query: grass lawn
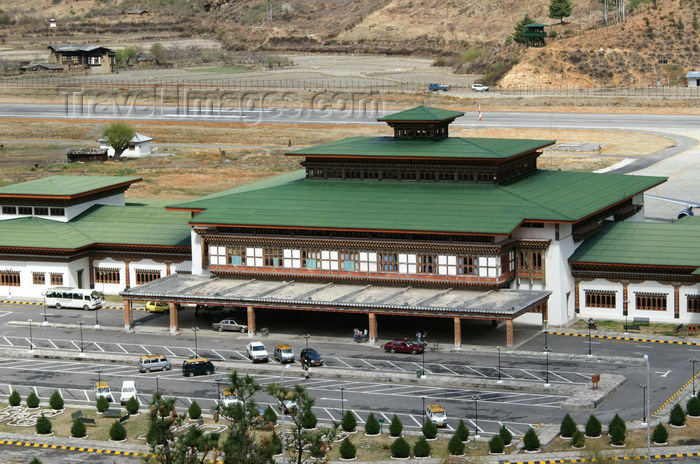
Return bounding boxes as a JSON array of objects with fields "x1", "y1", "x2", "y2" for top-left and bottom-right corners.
[{"x1": 570, "y1": 319, "x2": 688, "y2": 337}]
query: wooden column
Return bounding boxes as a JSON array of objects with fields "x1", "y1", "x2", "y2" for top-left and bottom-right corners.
[
  {"x1": 674, "y1": 284, "x2": 681, "y2": 319},
  {"x1": 453, "y1": 317, "x2": 461, "y2": 349},
  {"x1": 506, "y1": 319, "x2": 514, "y2": 351},
  {"x1": 168, "y1": 303, "x2": 179, "y2": 334},
  {"x1": 247, "y1": 306, "x2": 255, "y2": 338},
  {"x1": 368, "y1": 313, "x2": 377, "y2": 343},
  {"x1": 124, "y1": 261, "x2": 131, "y2": 288},
  {"x1": 123, "y1": 300, "x2": 133, "y2": 330}
]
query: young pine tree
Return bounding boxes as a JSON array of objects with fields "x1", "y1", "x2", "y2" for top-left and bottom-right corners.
[
  {"x1": 364, "y1": 413, "x2": 380, "y2": 435},
  {"x1": 341, "y1": 410, "x2": 357, "y2": 432},
  {"x1": 71, "y1": 419, "x2": 87, "y2": 438},
  {"x1": 455, "y1": 419, "x2": 470, "y2": 441},
  {"x1": 49, "y1": 390, "x2": 64, "y2": 410},
  {"x1": 389, "y1": 414, "x2": 403, "y2": 437},
  {"x1": 610, "y1": 423, "x2": 625, "y2": 445},
  {"x1": 448, "y1": 433, "x2": 465, "y2": 455},
  {"x1": 188, "y1": 401, "x2": 201, "y2": 420},
  {"x1": 523, "y1": 427, "x2": 540, "y2": 451},
  {"x1": 560, "y1": 413, "x2": 577, "y2": 438},
  {"x1": 8, "y1": 390, "x2": 20, "y2": 407},
  {"x1": 572, "y1": 429, "x2": 585, "y2": 448},
  {"x1": 413, "y1": 436, "x2": 431, "y2": 457},
  {"x1": 585, "y1": 414, "x2": 602, "y2": 437},
  {"x1": 422, "y1": 419, "x2": 438, "y2": 439},
  {"x1": 26, "y1": 391, "x2": 40, "y2": 408},
  {"x1": 670, "y1": 403, "x2": 687, "y2": 426},
  {"x1": 489, "y1": 434, "x2": 505, "y2": 453},
  {"x1": 390, "y1": 436, "x2": 411, "y2": 458},
  {"x1": 110, "y1": 420, "x2": 127, "y2": 441},
  {"x1": 126, "y1": 396, "x2": 140, "y2": 415},
  {"x1": 499, "y1": 424, "x2": 513, "y2": 446},
  {"x1": 652, "y1": 423, "x2": 669, "y2": 444},
  {"x1": 687, "y1": 396, "x2": 700, "y2": 417},
  {"x1": 339, "y1": 437, "x2": 357, "y2": 459},
  {"x1": 35, "y1": 414, "x2": 52, "y2": 435},
  {"x1": 96, "y1": 396, "x2": 109, "y2": 413}
]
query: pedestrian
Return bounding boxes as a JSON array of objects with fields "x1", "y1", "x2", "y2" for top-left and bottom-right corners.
[
  {"x1": 353, "y1": 328, "x2": 360, "y2": 342},
  {"x1": 416, "y1": 330, "x2": 422, "y2": 345},
  {"x1": 303, "y1": 362, "x2": 310, "y2": 380},
  {"x1": 422, "y1": 331, "x2": 428, "y2": 344}
]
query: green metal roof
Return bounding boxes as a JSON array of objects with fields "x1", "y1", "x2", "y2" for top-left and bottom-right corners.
[
  {"x1": 180, "y1": 170, "x2": 665, "y2": 235},
  {"x1": 288, "y1": 137, "x2": 555, "y2": 159},
  {"x1": 570, "y1": 217, "x2": 700, "y2": 270},
  {"x1": 377, "y1": 106, "x2": 465, "y2": 122},
  {"x1": 0, "y1": 175, "x2": 141, "y2": 198},
  {"x1": 0, "y1": 200, "x2": 191, "y2": 249}
]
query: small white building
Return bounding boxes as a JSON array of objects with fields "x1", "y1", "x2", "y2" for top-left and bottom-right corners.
[
  {"x1": 686, "y1": 71, "x2": 700, "y2": 87},
  {"x1": 98, "y1": 133, "x2": 153, "y2": 159}
]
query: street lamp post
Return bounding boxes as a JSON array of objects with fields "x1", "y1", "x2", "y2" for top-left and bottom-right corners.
[
  {"x1": 421, "y1": 346, "x2": 425, "y2": 378},
  {"x1": 215, "y1": 376, "x2": 223, "y2": 399},
  {"x1": 192, "y1": 326, "x2": 199, "y2": 357},
  {"x1": 544, "y1": 348, "x2": 551, "y2": 386},
  {"x1": 339, "y1": 386, "x2": 346, "y2": 416},
  {"x1": 644, "y1": 354, "x2": 650, "y2": 464},
  {"x1": 472, "y1": 395, "x2": 481, "y2": 438},
  {"x1": 543, "y1": 319, "x2": 548, "y2": 352},
  {"x1": 303, "y1": 333, "x2": 310, "y2": 350},
  {"x1": 96, "y1": 368, "x2": 103, "y2": 385},
  {"x1": 42, "y1": 294, "x2": 48, "y2": 325},
  {"x1": 94, "y1": 306, "x2": 99, "y2": 328},
  {"x1": 624, "y1": 300, "x2": 629, "y2": 335},
  {"x1": 281, "y1": 364, "x2": 291, "y2": 462},
  {"x1": 156, "y1": 374, "x2": 160, "y2": 395},
  {"x1": 78, "y1": 321, "x2": 84, "y2": 353},
  {"x1": 28, "y1": 319, "x2": 33, "y2": 351},
  {"x1": 497, "y1": 345, "x2": 502, "y2": 383},
  {"x1": 691, "y1": 358, "x2": 698, "y2": 395},
  {"x1": 587, "y1": 320, "x2": 593, "y2": 357},
  {"x1": 422, "y1": 395, "x2": 426, "y2": 423},
  {"x1": 639, "y1": 383, "x2": 647, "y2": 424}
]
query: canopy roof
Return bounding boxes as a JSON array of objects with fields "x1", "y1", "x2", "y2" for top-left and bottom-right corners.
[{"x1": 0, "y1": 175, "x2": 141, "y2": 199}]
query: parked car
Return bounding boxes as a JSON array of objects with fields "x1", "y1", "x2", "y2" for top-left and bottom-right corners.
[
  {"x1": 139, "y1": 355, "x2": 171, "y2": 373},
  {"x1": 426, "y1": 404, "x2": 447, "y2": 427},
  {"x1": 120, "y1": 380, "x2": 137, "y2": 405},
  {"x1": 300, "y1": 348, "x2": 323, "y2": 367},
  {"x1": 182, "y1": 358, "x2": 215, "y2": 377},
  {"x1": 429, "y1": 83, "x2": 450, "y2": 92},
  {"x1": 471, "y1": 83, "x2": 489, "y2": 92},
  {"x1": 219, "y1": 388, "x2": 242, "y2": 407},
  {"x1": 146, "y1": 301, "x2": 169, "y2": 313},
  {"x1": 246, "y1": 341, "x2": 269, "y2": 363},
  {"x1": 273, "y1": 344, "x2": 295, "y2": 363},
  {"x1": 212, "y1": 319, "x2": 248, "y2": 333},
  {"x1": 383, "y1": 339, "x2": 424, "y2": 354},
  {"x1": 94, "y1": 381, "x2": 114, "y2": 402}
]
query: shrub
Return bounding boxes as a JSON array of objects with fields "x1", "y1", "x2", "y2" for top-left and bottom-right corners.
[
  {"x1": 263, "y1": 405, "x2": 277, "y2": 424},
  {"x1": 572, "y1": 429, "x2": 585, "y2": 448},
  {"x1": 560, "y1": 413, "x2": 576, "y2": 437},
  {"x1": 339, "y1": 437, "x2": 356, "y2": 459},
  {"x1": 422, "y1": 419, "x2": 438, "y2": 439},
  {"x1": 188, "y1": 401, "x2": 201, "y2": 420},
  {"x1": 653, "y1": 423, "x2": 668, "y2": 444},
  {"x1": 35, "y1": 414, "x2": 52, "y2": 435},
  {"x1": 523, "y1": 427, "x2": 540, "y2": 451},
  {"x1": 365, "y1": 413, "x2": 380, "y2": 435},
  {"x1": 301, "y1": 409, "x2": 317, "y2": 429},
  {"x1": 96, "y1": 396, "x2": 109, "y2": 413},
  {"x1": 125, "y1": 396, "x2": 139, "y2": 415},
  {"x1": 71, "y1": 419, "x2": 87, "y2": 438},
  {"x1": 610, "y1": 423, "x2": 625, "y2": 445},
  {"x1": 8, "y1": 390, "x2": 20, "y2": 407},
  {"x1": 26, "y1": 391, "x2": 40, "y2": 408},
  {"x1": 389, "y1": 414, "x2": 403, "y2": 437},
  {"x1": 608, "y1": 413, "x2": 626, "y2": 435},
  {"x1": 489, "y1": 434, "x2": 505, "y2": 453},
  {"x1": 670, "y1": 403, "x2": 686, "y2": 426},
  {"x1": 390, "y1": 436, "x2": 411, "y2": 458},
  {"x1": 455, "y1": 419, "x2": 469, "y2": 441},
  {"x1": 110, "y1": 420, "x2": 127, "y2": 441},
  {"x1": 499, "y1": 424, "x2": 513, "y2": 446},
  {"x1": 413, "y1": 436, "x2": 431, "y2": 457},
  {"x1": 49, "y1": 390, "x2": 64, "y2": 410},
  {"x1": 309, "y1": 433, "x2": 326, "y2": 459},
  {"x1": 585, "y1": 414, "x2": 602, "y2": 437},
  {"x1": 29, "y1": 459, "x2": 42, "y2": 464},
  {"x1": 687, "y1": 396, "x2": 700, "y2": 417},
  {"x1": 448, "y1": 433, "x2": 465, "y2": 454},
  {"x1": 341, "y1": 410, "x2": 357, "y2": 432}
]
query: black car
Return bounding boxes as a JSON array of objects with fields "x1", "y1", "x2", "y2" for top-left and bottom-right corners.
[{"x1": 300, "y1": 348, "x2": 323, "y2": 367}]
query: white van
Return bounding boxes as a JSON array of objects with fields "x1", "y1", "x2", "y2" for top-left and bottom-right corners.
[{"x1": 120, "y1": 380, "x2": 137, "y2": 405}]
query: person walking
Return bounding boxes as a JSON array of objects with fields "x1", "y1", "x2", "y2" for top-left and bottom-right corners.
[{"x1": 303, "y1": 361, "x2": 310, "y2": 380}]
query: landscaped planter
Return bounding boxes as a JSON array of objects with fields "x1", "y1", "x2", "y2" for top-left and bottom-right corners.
[
  {"x1": 669, "y1": 424, "x2": 687, "y2": 429},
  {"x1": 488, "y1": 451, "x2": 505, "y2": 455},
  {"x1": 364, "y1": 432, "x2": 380, "y2": 437},
  {"x1": 34, "y1": 432, "x2": 54, "y2": 436},
  {"x1": 338, "y1": 457, "x2": 356, "y2": 461},
  {"x1": 70, "y1": 435, "x2": 89, "y2": 439},
  {"x1": 390, "y1": 456, "x2": 410, "y2": 460},
  {"x1": 611, "y1": 443, "x2": 626, "y2": 448},
  {"x1": 584, "y1": 434, "x2": 601, "y2": 439},
  {"x1": 109, "y1": 438, "x2": 128, "y2": 443},
  {"x1": 572, "y1": 444, "x2": 585, "y2": 449},
  {"x1": 523, "y1": 449, "x2": 541, "y2": 453},
  {"x1": 653, "y1": 442, "x2": 668, "y2": 446}
]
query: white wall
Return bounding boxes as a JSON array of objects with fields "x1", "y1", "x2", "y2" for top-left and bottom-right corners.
[
  {"x1": 0, "y1": 258, "x2": 87, "y2": 298},
  {"x1": 64, "y1": 192, "x2": 125, "y2": 221}
]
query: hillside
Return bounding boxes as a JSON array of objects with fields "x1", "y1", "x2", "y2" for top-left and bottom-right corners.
[{"x1": 0, "y1": 0, "x2": 696, "y2": 88}]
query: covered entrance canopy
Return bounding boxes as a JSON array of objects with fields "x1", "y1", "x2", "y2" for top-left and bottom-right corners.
[{"x1": 121, "y1": 274, "x2": 550, "y2": 349}]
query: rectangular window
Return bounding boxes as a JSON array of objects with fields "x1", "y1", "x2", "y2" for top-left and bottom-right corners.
[
  {"x1": 95, "y1": 268, "x2": 120, "y2": 284},
  {"x1": 378, "y1": 252, "x2": 398, "y2": 272},
  {"x1": 585, "y1": 290, "x2": 616, "y2": 308},
  {"x1": 0, "y1": 271, "x2": 20, "y2": 286},
  {"x1": 32, "y1": 272, "x2": 45, "y2": 285},
  {"x1": 2, "y1": 206, "x2": 16, "y2": 214},
  {"x1": 18, "y1": 207, "x2": 32, "y2": 215},
  {"x1": 518, "y1": 250, "x2": 543, "y2": 271},
  {"x1": 34, "y1": 207, "x2": 49, "y2": 216},
  {"x1": 457, "y1": 256, "x2": 478, "y2": 275},
  {"x1": 688, "y1": 295, "x2": 700, "y2": 313},
  {"x1": 635, "y1": 292, "x2": 667, "y2": 311},
  {"x1": 341, "y1": 252, "x2": 358, "y2": 271},
  {"x1": 50, "y1": 208, "x2": 65, "y2": 216},
  {"x1": 50, "y1": 273, "x2": 63, "y2": 286},
  {"x1": 417, "y1": 255, "x2": 438, "y2": 274},
  {"x1": 228, "y1": 247, "x2": 246, "y2": 266},
  {"x1": 135, "y1": 269, "x2": 161, "y2": 285},
  {"x1": 264, "y1": 249, "x2": 284, "y2": 267},
  {"x1": 302, "y1": 250, "x2": 321, "y2": 270}
]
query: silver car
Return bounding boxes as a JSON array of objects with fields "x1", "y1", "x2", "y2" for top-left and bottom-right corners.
[{"x1": 212, "y1": 319, "x2": 248, "y2": 333}]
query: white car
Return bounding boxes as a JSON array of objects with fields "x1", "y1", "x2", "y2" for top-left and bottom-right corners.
[
  {"x1": 219, "y1": 388, "x2": 242, "y2": 407},
  {"x1": 94, "y1": 382, "x2": 114, "y2": 403},
  {"x1": 120, "y1": 380, "x2": 137, "y2": 405},
  {"x1": 471, "y1": 83, "x2": 489, "y2": 92},
  {"x1": 246, "y1": 341, "x2": 269, "y2": 363}
]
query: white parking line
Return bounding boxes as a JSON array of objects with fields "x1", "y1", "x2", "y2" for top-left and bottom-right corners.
[
  {"x1": 94, "y1": 343, "x2": 106, "y2": 353},
  {"x1": 464, "y1": 366, "x2": 489, "y2": 378},
  {"x1": 333, "y1": 358, "x2": 353, "y2": 368},
  {"x1": 359, "y1": 359, "x2": 378, "y2": 369},
  {"x1": 140, "y1": 345, "x2": 151, "y2": 355},
  {"x1": 163, "y1": 346, "x2": 177, "y2": 357},
  {"x1": 48, "y1": 339, "x2": 58, "y2": 350},
  {"x1": 438, "y1": 364, "x2": 459, "y2": 375},
  {"x1": 211, "y1": 349, "x2": 226, "y2": 360},
  {"x1": 83, "y1": 390, "x2": 90, "y2": 401},
  {"x1": 70, "y1": 341, "x2": 81, "y2": 351},
  {"x1": 2, "y1": 337, "x2": 12, "y2": 347},
  {"x1": 385, "y1": 361, "x2": 406, "y2": 372},
  {"x1": 116, "y1": 343, "x2": 129, "y2": 354},
  {"x1": 0, "y1": 311, "x2": 12, "y2": 318}
]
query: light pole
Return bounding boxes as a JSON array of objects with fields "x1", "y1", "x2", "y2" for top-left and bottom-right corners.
[
  {"x1": 96, "y1": 367, "x2": 103, "y2": 385},
  {"x1": 421, "y1": 345, "x2": 425, "y2": 378},
  {"x1": 544, "y1": 348, "x2": 551, "y2": 386},
  {"x1": 281, "y1": 364, "x2": 291, "y2": 462},
  {"x1": 624, "y1": 300, "x2": 629, "y2": 334},
  {"x1": 42, "y1": 294, "x2": 48, "y2": 325},
  {"x1": 94, "y1": 305, "x2": 99, "y2": 328},
  {"x1": 639, "y1": 383, "x2": 647, "y2": 424},
  {"x1": 543, "y1": 319, "x2": 548, "y2": 352},
  {"x1": 303, "y1": 333, "x2": 310, "y2": 350},
  {"x1": 497, "y1": 345, "x2": 502, "y2": 383},
  {"x1": 78, "y1": 320, "x2": 84, "y2": 353},
  {"x1": 644, "y1": 354, "x2": 650, "y2": 464},
  {"x1": 339, "y1": 386, "x2": 346, "y2": 416},
  {"x1": 215, "y1": 376, "x2": 223, "y2": 399},
  {"x1": 28, "y1": 319, "x2": 33, "y2": 351},
  {"x1": 587, "y1": 320, "x2": 593, "y2": 357},
  {"x1": 156, "y1": 374, "x2": 160, "y2": 395},
  {"x1": 422, "y1": 395, "x2": 426, "y2": 423},
  {"x1": 472, "y1": 395, "x2": 481, "y2": 438},
  {"x1": 691, "y1": 358, "x2": 698, "y2": 395},
  {"x1": 192, "y1": 326, "x2": 199, "y2": 357}
]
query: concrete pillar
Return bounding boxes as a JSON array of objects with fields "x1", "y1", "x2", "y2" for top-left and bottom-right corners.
[
  {"x1": 123, "y1": 299, "x2": 132, "y2": 330},
  {"x1": 169, "y1": 303, "x2": 179, "y2": 334},
  {"x1": 247, "y1": 306, "x2": 255, "y2": 337},
  {"x1": 368, "y1": 313, "x2": 377, "y2": 343},
  {"x1": 453, "y1": 317, "x2": 461, "y2": 349},
  {"x1": 506, "y1": 319, "x2": 514, "y2": 351}
]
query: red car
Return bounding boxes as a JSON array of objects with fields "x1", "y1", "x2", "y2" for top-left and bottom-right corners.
[{"x1": 383, "y1": 339, "x2": 424, "y2": 354}]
